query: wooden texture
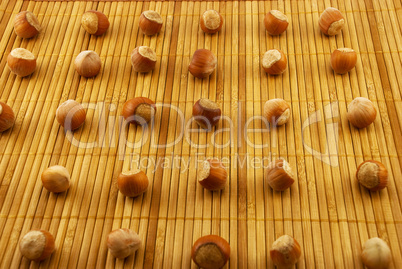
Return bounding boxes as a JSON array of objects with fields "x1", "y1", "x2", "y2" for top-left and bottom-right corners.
[{"x1": 0, "y1": 0, "x2": 402, "y2": 268}]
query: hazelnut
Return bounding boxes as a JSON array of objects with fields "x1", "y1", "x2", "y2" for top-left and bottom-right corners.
[
  {"x1": 361, "y1": 237, "x2": 391, "y2": 269},
  {"x1": 262, "y1": 49, "x2": 287, "y2": 75},
  {"x1": 107, "y1": 228, "x2": 141, "y2": 259},
  {"x1": 331, "y1": 48, "x2": 357, "y2": 74},
  {"x1": 131, "y1": 46, "x2": 157, "y2": 73},
  {"x1": 117, "y1": 169, "x2": 149, "y2": 197},
  {"x1": 356, "y1": 160, "x2": 388, "y2": 191},
  {"x1": 200, "y1": 10, "x2": 223, "y2": 34},
  {"x1": 191, "y1": 235, "x2": 230, "y2": 269},
  {"x1": 0, "y1": 102, "x2": 15, "y2": 132},
  {"x1": 139, "y1": 10, "x2": 163, "y2": 36},
  {"x1": 56, "y1": 100, "x2": 86, "y2": 131},
  {"x1": 14, "y1": 11, "x2": 41, "y2": 38},
  {"x1": 74, "y1": 50, "x2": 102, "y2": 78},
  {"x1": 19, "y1": 230, "x2": 55, "y2": 261},
  {"x1": 192, "y1": 98, "x2": 221, "y2": 129},
  {"x1": 266, "y1": 159, "x2": 295, "y2": 191},
  {"x1": 81, "y1": 10, "x2": 109, "y2": 36},
  {"x1": 197, "y1": 159, "x2": 227, "y2": 191},
  {"x1": 264, "y1": 10, "x2": 289, "y2": 35},
  {"x1": 189, "y1": 49, "x2": 217, "y2": 79},
  {"x1": 7, "y1": 48, "x2": 36, "y2": 77},
  {"x1": 122, "y1": 97, "x2": 156, "y2": 125},
  {"x1": 263, "y1": 98, "x2": 291, "y2": 126},
  {"x1": 41, "y1": 165, "x2": 70, "y2": 193},
  {"x1": 270, "y1": 235, "x2": 301, "y2": 268},
  {"x1": 347, "y1": 97, "x2": 376, "y2": 128},
  {"x1": 319, "y1": 7, "x2": 344, "y2": 36}
]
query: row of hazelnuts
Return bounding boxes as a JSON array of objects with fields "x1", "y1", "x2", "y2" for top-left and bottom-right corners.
[
  {"x1": 18, "y1": 225, "x2": 391, "y2": 268},
  {"x1": 7, "y1": 7, "x2": 357, "y2": 80}
]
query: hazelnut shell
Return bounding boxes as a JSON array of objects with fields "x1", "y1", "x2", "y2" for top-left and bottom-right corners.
[
  {"x1": 262, "y1": 49, "x2": 287, "y2": 75},
  {"x1": 191, "y1": 235, "x2": 230, "y2": 269},
  {"x1": 361, "y1": 237, "x2": 391, "y2": 269},
  {"x1": 347, "y1": 97, "x2": 376, "y2": 129},
  {"x1": 266, "y1": 159, "x2": 295, "y2": 191},
  {"x1": 41, "y1": 165, "x2": 71, "y2": 193},
  {"x1": 331, "y1": 48, "x2": 357, "y2": 74},
  {"x1": 270, "y1": 235, "x2": 301, "y2": 268},
  {"x1": 197, "y1": 159, "x2": 227, "y2": 191},
  {"x1": 117, "y1": 170, "x2": 149, "y2": 197},
  {"x1": 200, "y1": 10, "x2": 223, "y2": 34},
  {"x1": 189, "y1": 49, "x2": 217, "y2": 79},
  {"x1": 81, "y1": 10, "x2": 109, "y2": 35},
  {"x1": 56, "y1": 100, "x2": 86, "y2": 131},
  {"x1": 356, "y1": 160, "x2": 388, "y2": 191},
  {"x1": 7, "y1": 48, "x2": 36, "y2": 77},
  {"x1": 0, "y1": 102, "x2": 15, "y2": 132},
  {"x1": 319, "y1": 7, "x2": 344, "y2": 36},
  {"x1": 192, "y1": 98, "x2": 222, "y2": 129},
  {"x1": 19, "y1": 230, "x2": 55, "y2": 262},
  {"x1": 14, "y1": 11, "x2": 41, "y2": 38},
  {"x1": 264, "y1": 10, "x2": 289, "y2": 35},
  {"x1": 107, "y1": 228, "x2": 142, "y2": 259},
  {"x1": 263, "y1": 98, "x2": 291, "y2": 126},
  {"x1": 122, "y1": 97, "x2": 156, "y2": 125},
  {"x1": 74, "y1": 50, "x2": 102, "y2": 78},
  {"x1": 139, "y1": 10, "x2": 163, "y2": 35},
  {"x1": 131, "y1": 46, "x2": 157, "y2": 73}
]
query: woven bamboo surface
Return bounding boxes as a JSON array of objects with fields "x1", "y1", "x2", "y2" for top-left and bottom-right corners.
[{"x1": 1, "y1": 0, "x2": 402, "y2": 268}]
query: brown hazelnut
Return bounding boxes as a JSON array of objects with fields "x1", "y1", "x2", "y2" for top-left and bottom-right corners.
[
  {"x1": 41, "y1": 165, "x2": 70, "y2": 193},
  {"x1": 117, "y1": 169, "x2": 149, "y2": 197},
  {"x1": 189, "y1": 49, "x2": 217, "y2": 79},
  {"x1": 197, "y1": 159, "x2": 227, "y2": 191},
  {"x1": 331, "y1": 48, "x2": 357, "y2": 74},
  {"x1": 56, "y1": 100, "x2": 86, "y2": 131},
  {"x1": 263, "y1": 98, "x2": 291, "y2": 126},
  {"x1": 192, "y1": 98, "x2": 221, "y2": 129},
  {"x1": 191, "y1": 235, "x2": 230, "y2": 269},
  {"x1": 74, "y1": 50, "x2": 102, "y2": 78},
  {"x1": 361, "y1": 237, "x2": 391, "y2": 269},
  {"x1": 200, "y1": 10, "x2": 223, "y2": 34},
  {"x1": 19, "y1": 230, "x2": 55, "y2": 261},
  {"x1": 122, "y1": 97, "x2": 156, "y2": 125},
  {"x1": 319, "y1": 7, "x2": 344, "y2": 36},
  {"x1": 270, "y1": 235, "x2": 301, "y2": 268},
  {"x1": 264, "y1": 10, "x2": 289, "y2": 35},
  {"x1": 356, "y1": 160, "x2": 388, "y2": 191},
  {"x1": 131, "y1": 46, "x2": 157, "y2": 73},
  {"x1": 107, "y1": 228, "x2": 142, "y2": 259},
  {"x1": 266, "y1": 159, "x2": 295, "y2": 191},
  {"x1": 139, "y1": 10, "x2": 163, "y2": 36},
  {"x1": 262, "y1": 49, "x2": 287, "y2": 75},
  {"x1": 347, "y1": 97, "x2": 376, "y2": 128},
  {"x1": 81, "y1": 10, "x2": 109, "y2": 36},
  {"x1": 14, "y1": 11, "x2": 41, "y2": 38},
  {"x1": 7, "y1": 48, "x2": 36, "y2": 77},
  {"x1": 0, "y1": 102, "x2": 15, "y2": 132}
]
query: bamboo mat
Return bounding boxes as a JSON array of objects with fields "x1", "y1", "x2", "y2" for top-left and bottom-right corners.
[{"x1": 0, "y1": 0, "x2": 402, "y2": 268}]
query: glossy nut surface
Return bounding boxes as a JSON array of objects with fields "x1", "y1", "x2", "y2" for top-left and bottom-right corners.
[
  {"x1": 20, "y1": 230, "x2": 55, "y2": 262},
  {"x1": 0, "y1": 102, "x2": 15, "y2": 132},
  {"x1": 331, "y1": 48, "x2": 357, "y2": 74},
  {"x1": 347, "y1": 97, "x2": 376, "y2": 129},
  {"x1": 264, "y1": 10, "x2": 288, "y2": 35},
  {"x1": 131, "y1": 46, "x2": 157, "y2": 73},
  {"x1": 263, "y1": 98, "x2": 291, "y2": 126},
  {"x1": 189, "y1": 49, "x2": 217, "y2": 79},
  {"x1": 356, "y1": 160, "x2": 388, "y2": 191},
  {"x1": 122, "y1": 97, "x2": 156, "y2": 125},
  {"x1": 117, "y1": 169, "x2": 149, "y2": 197},
  {"x1": 56, "y1": 100, "x2": 86, "y2": 131},
  {"x1": 139, "y1": 10, "x2": 163, "y2": 35},
  {"x1": 266, "y1": 159, "x2": 295, "y2": 191},
  {"x1": 7, "y1": 48, "x2": 36, "y2": 77},
  {"x1": 319, "y1": 7, "x2": 344, "y2": 36},
  {"x1": 81, "y1": 10, "x2": 109, "y2": 35},
  {"x1": 14, "y1": 11, "x2": 40, "y2": 38},
  {"x1": 192, "y1": 98, "x2": 221, "y2": 129},
  {"x1": 197, "y1": 159, "x2": 227, "y2": 191},
  {"x1": 191, "y1": 235, "x2": 230, "y2": 269},
  {"x1": 262, "y1": 49, "x2": 287, "y2": 75}
]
